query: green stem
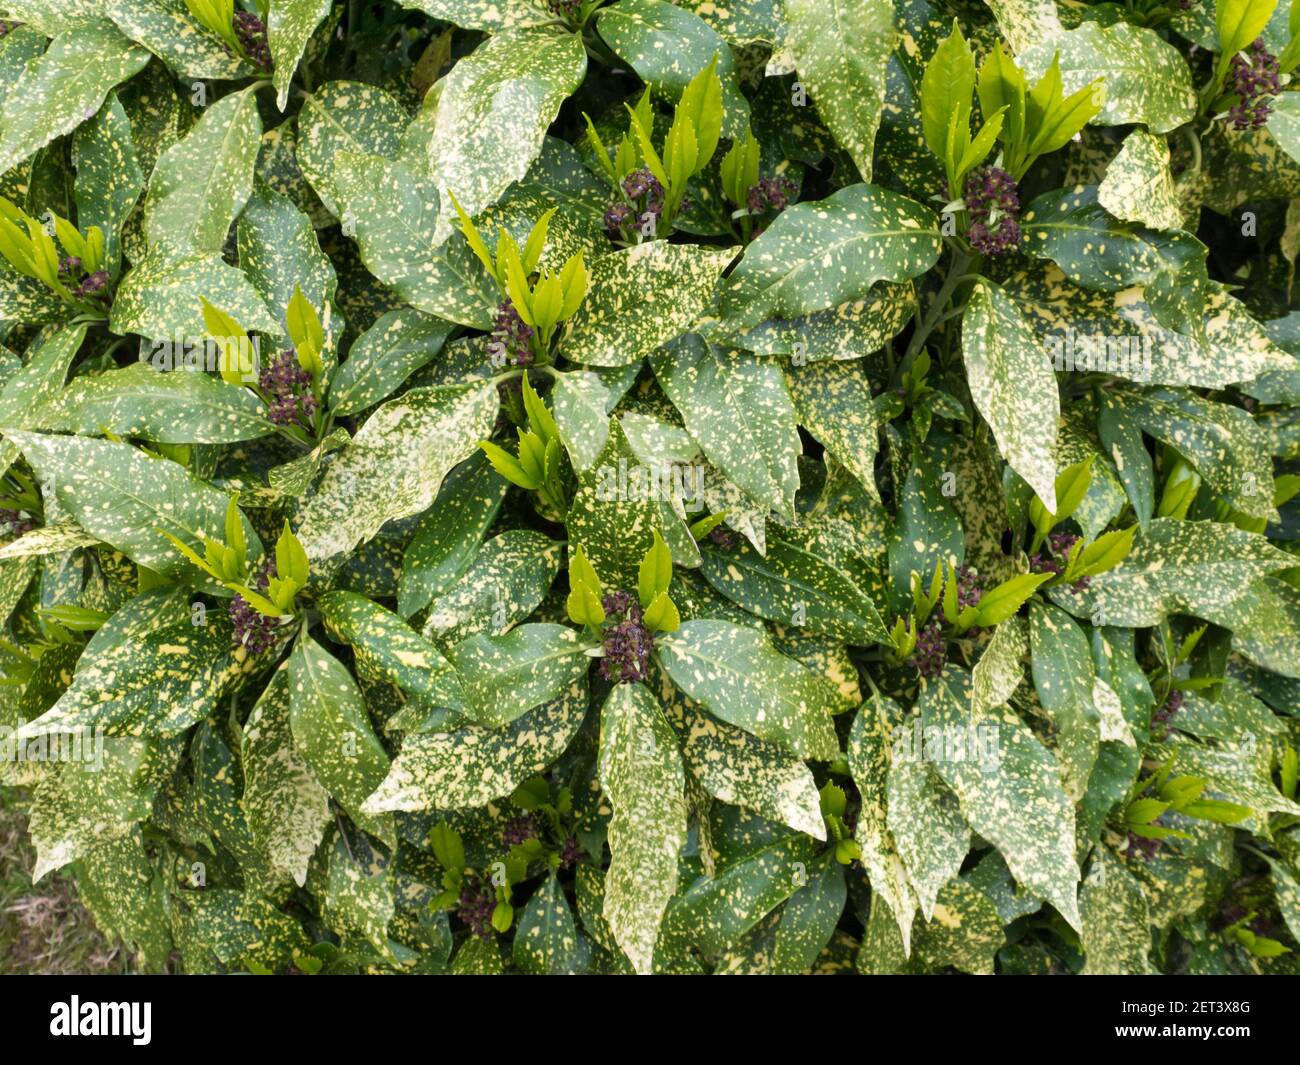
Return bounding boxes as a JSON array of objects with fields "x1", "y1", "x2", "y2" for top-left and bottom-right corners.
[{"x1": 903, "y1": 245, "x2": 977, "y2": 363}]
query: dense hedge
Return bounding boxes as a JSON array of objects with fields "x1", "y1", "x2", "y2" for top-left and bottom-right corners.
[{"x1": 0, "y1": 0, "x2": 1298, "y2": 975}]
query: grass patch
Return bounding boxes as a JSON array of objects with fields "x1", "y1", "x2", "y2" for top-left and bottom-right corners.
[{"x1": 0, "y1": 788, "x2": 127, "y2": 975}]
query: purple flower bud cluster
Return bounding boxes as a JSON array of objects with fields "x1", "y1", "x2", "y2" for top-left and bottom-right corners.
[
  {"x1": 233, "y1": 11, "x2": 273, "y2": 73},
  {"x1": 490, "y1": 300, "x2": 534, "y2": 367},
  {"x1": 560, "y1": 835, "x2": 582, "y2": 868},
  {"x1": 963, "y1": 166, "x2": 1021, "y2": 256},
  {"x1": 605, "y1": 168, "x2": 664, "y2": 241},
  {"x1": 548, "y1": 0, "x2": 583, "y2": 17},
  {"x1": 503, "y1": 814, "x2": 540, "y2": 847},
  {"x1": 76, "y1": 271, "x2": 109, "y2": 297},
  {"x1": 600, "y1": 591, "x2": 654, "y2": 684},
  {"x1": 260, "y1": 349, "x2": 318, "y2": 427},
  {"x1": 1125, "y1": 832, "x2": 1161, "y2": 861},
  {"x1": 745, "y1": 175, "x2": 798, "y2": 215},
  {"x1": 1151, "y1": 688, "x2": 1184, "y2": 739},
  {"x1": 1030, "y1": 532, "x2": 1092, "y2": 592},
  {"x1": 1227, "y1": 39, "x2": 1281, "y2": 130},
  {"x1": 707, "y1": 524, "x2": 738, "y2": 550},
  {"x1": 955, "y1": 564, "x2": 983, "y2": 611},
  {"x1": 0, "y1": 507, "x2": 34, "y2": 536},
  {"x1": 911, "y1": 620, "x2": 946, "y2": 678},
  {"x1": 57, "y1": 253, "x2": 109, "y2": 298},
  {"x1": 456, "y1": 876, "x2": 496, "y2": 941},
  {"x1": 229, "y1": 558, "x2": 279, "y2": 655}
]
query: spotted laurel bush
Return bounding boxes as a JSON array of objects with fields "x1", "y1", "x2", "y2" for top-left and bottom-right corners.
[{"x1": 0, "y1": 0, "x2": 1298, "y2": 977}]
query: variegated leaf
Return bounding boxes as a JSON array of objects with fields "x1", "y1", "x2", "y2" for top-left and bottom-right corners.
[
  {"x1": 361, "y1": 677, "x2": 588, "y2": 813},
  {"x1": 783, "y1": 0, "x2": 892, "y2": 181},
  {"x1": 598, "y1": 682, "x2": 688, "y2": 975},
  {"x1": 295, "y1": 382, "x2": 498, "y2": 563},
  {"x1": 1098, "y1": 127, "x2": 1185, "y2": 231}
]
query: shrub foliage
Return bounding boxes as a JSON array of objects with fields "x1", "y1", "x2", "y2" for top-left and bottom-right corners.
[{"x1": 0, "y1": 0, "x2": 1298, "y2": 975}]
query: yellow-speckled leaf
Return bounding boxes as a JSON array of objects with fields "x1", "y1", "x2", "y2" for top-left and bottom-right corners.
[
  {"x1": 514, "y1": 871, "x2": 583, "y2": 974},
  {"x1": 420, "y1": 529, "x2": 562, "y2": 645},
  {"x1": 309, "y1": 831, "x2": 400, "y2": 963},
  {"x1": 425, "y1": 27, "x2": 586, "y2": 233},
  {"x1": 0, "y1": 1, "x2": 101, "y2": 35},
  {"x1": 549, "y1": 369, "x2": 618, "y2": 471},
  {"x1": 330, "y1": 309, "x2": 455, "y2": 417},
  {"x1": 361, "y1": 676, "x2": 588, "y2": 813},
  {"x1": 784, "y1": 0, "x2": 893, "y2": 181},
  {"x1": 1267, "y1": 91, "x2": 1300, "y2": 168},
  {"x1": 1019, "y1": 22, "x2": 1195, "y2": 134},
  {"x1": 236, "y1": 183, "x2": 337, "y2": 324},
  {"x1": 661, "y1": 833, "x2": 818, "y2": 956},
  {"x1": 1054, "y1": 518, "x2": 1295, "y2": 629},
  {"x1": 1004, "y1": 264, "x2": 1296, "y2": 389},
  {"x1": 598, "y1": 682, "x2": 687, "y2": 975},
  {"x1": 296, "y1": 81, "x2": 410, "y2": 219},
  {"x1": 396, "y1": 0, "x2": 556, "y2": 31},
  {"x1": 288, "y1": 633, "x2": 391, "y2": 837},
  {"x1": 1098, "y1": 127, "x2": 1184, "y2": 231},
  {"x1": 655, "y1": 618, "x2": 840, "y2": 760},
  {"x1": 1104, "y1": 388, "x2": 1278, "y2": 521},
  {"x1": 849, "y1": 694, "x2": 919, "y2": 953},
  {"x1": 2, "y1": 431, "x2": 260, "y2": 577},
  {"x1": 29, "y1": 735, "x2": 176, "y2": 881},
  {"x1": 971, "y1": 615, "x2": 1027, "y2": 715},
  {"x1": 1029, "y1": 601, "x2": 1101, "y2": 800},
  {"x1": 1149, "y1": 735, "x2": 1300, "y2": 825},
  {"x1": 334, "y1": 151, "x2": 496, "y2": 329},
  {"x1": 111, "y1": 252, "x2": 278, "y2": 343},
  {"x1": 1220, "y1": 577, "x2": 1300, "y2": 679},
  {"x1": 653, "y1": 334, "x2": 800, "y2": 518},
  {"x1": 887, "y1": 730, "x2": 969, "y2": 921},
  {"x1": 72, "y1": 93, "x2": 144, "y2": 277},
  {"x1": 240, "y1": 664, "x2": 332, "y2": 888},
  {"x1": 107, "y1": 0, "x2": 254, "y2": 79},
  {"x1": 73, "y1": 834, "x2": 172, "y2": 972},
  {"x1": 712, "y1": 282, "x2": 914, "y2": 362},
  {"x1": 143, "y1": 85, "x2": 262, "y2": 260},
  {"x1": 722, "y1": 183, "x2": 941, "y2": 327},
  {"x1": 980, "y1": 0, "x2": 1062, "y2": 53},
  {"x1": 698, "y1": 531, "x2": 887, "y2": 644},
  {"x1": 295, "y1": 381, "x2": 498, "y2": 563},
  {"x1": 597, "y1": 0, "x2": 749, "y2": 138},
  {"x1": 36, "y1": 361, "x2": 273, "y2": 444},
  {"x1": 1019, "y1": 186, "x2": 1207, "y2": 337},
  {"x1": 786, "y1": 357, "x2": 880, "y2": 499},
  {"x1": 562, "y1": 241, "x2": 736, "y2": 367},
  {"x1": 565, "y1": 415, "x2": 701, "y2": 590},
  {"x1": 1080, "y1": 846, "x2": 1152, "y2": 974},
  {"x1": 0, "y1": 19, "x2": 150, "y2": 175},
  {"x1": 658, "y1": 674, "x2": 825, "y2": 840},
  {"x1": 269, "y1": 0, "x2": 333, "y2": 110},
  {"x1": 319, "y1": 590, "x2": 465, "y2": 708},
  {"x1": 397, "y1": 452, "x2": 507, "y2": 618},
  {"x1": 962, "y1": 279, "x2": 1060, "y2": 510},
  {"x1": 446, "y1": 622, "x2": 591, "y2": 728},
  {"x1": 919, "y1": 666, "x2": 1082, "y2": 931},
  {"x1": 678, "y1": 0, "x2": 782, "y2": 44}
]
